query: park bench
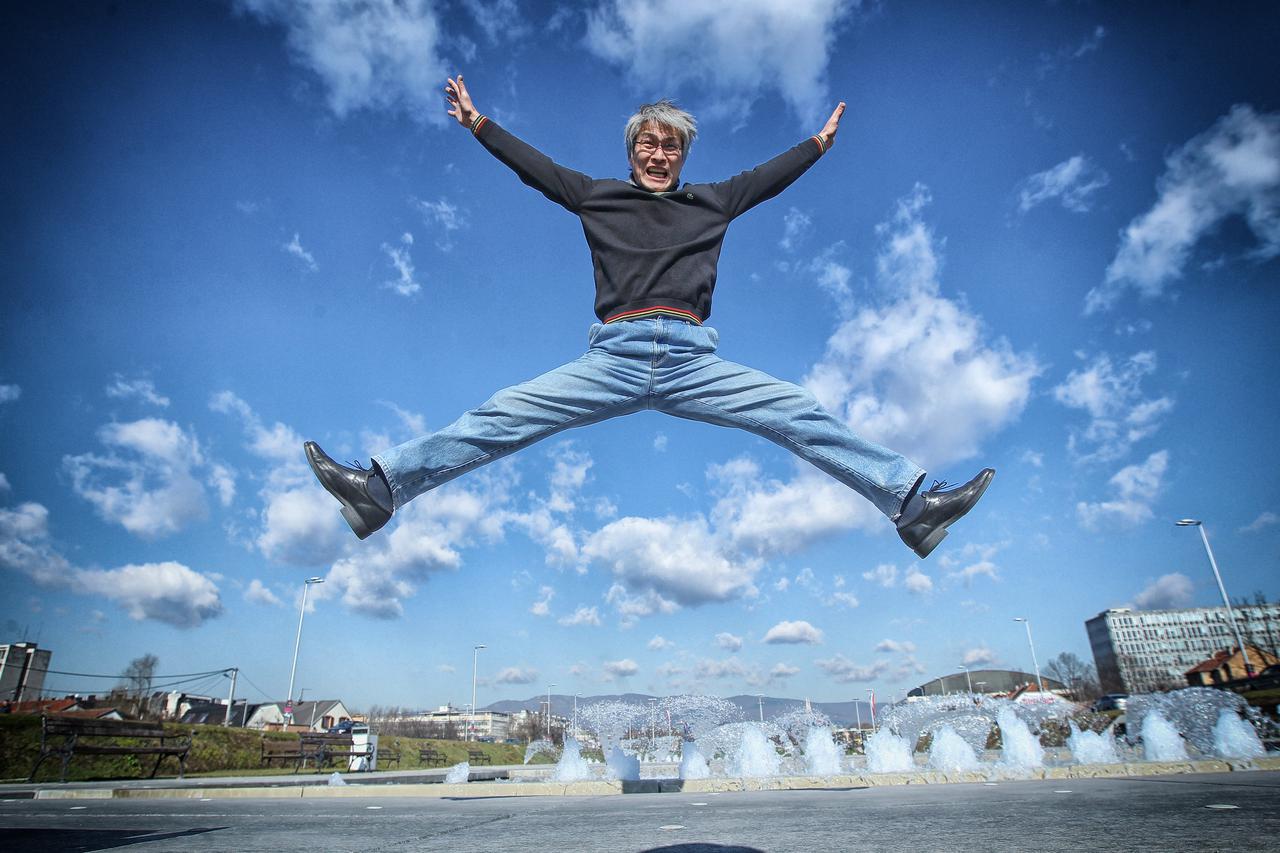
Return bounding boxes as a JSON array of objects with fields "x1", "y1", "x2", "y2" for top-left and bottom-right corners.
[
  {"x1": 260, "y1": 735, "x2": 320, "y2": 772},
  {"x1": 29, "y1": 715, "x2": 192, "y2": 783},
  {"x1": 420, "y1": 747, "x2": 448, "y2": 766},
  {"x1": 467, "y1": 749, "x2": 492, "y2": 765},
  {"x1": 376, "y1": 739, "x2": 402, "y2": 769},
  {"x1": 304, "y1": 733, "x2": 373, "y2": 769}
]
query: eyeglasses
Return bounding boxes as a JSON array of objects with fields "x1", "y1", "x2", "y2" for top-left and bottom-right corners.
[{"x1": 633, "y1": 136, "x2": 683, "y2": 156}]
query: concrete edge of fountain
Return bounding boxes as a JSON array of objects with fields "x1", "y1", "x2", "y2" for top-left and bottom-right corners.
[{"x1": 25, "y1": 755, "x2": 1280, "y2": 800}]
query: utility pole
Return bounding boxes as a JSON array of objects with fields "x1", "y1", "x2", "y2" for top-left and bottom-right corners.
[{"x1": 224, "y1": 668, "x2": 238, "y2": 727}]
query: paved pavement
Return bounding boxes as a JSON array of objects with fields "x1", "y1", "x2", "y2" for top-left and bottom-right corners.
[{"x1": 3, "y1": 771, "x2": 1279, "y2": 852}]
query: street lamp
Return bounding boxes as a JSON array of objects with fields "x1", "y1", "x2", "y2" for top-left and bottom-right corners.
[
  {"x1": 867, "y1": 689, "x2": 876, "y2": 730},
  {"x1": 470, "y1": 644, "x2": 486, "y2": 742},
  {"x1": 285, "y1": 577, "x2": 324, "y2": 726},
  {"x1": 573, "y1": 694, "x2": 581, "y2": 741},
  {"x1": 756, "y1": 694, "x2": 764, "y2": 722},
  {"x1": 1013, "y1": 617, "x2": 1045, "y2": 693},
  {"x1": 546, "y1": 683, "x2": 556, "y2": 739},
  {"x1": 1177, "y1": 520, "x2": 1254, "y2": 676},
  {"x1": 957, "y1": 665, "x2": 973, "y2": 694}
]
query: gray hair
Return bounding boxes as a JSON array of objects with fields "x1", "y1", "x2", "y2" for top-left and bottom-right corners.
[{"x1": 624, "y1": 99, "x2": 698, "y2": 155}]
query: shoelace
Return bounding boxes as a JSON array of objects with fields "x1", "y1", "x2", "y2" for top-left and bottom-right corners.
[
  {"x1": 346, "y1": 459, "x2": 370, "y2": 472},
  {"x1": 929, "y1": 479, "x2": 951, "y2": 492}
]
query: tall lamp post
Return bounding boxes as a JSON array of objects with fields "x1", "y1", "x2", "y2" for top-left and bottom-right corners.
[
  {"x1": 469, "y1": 644, "x2": 486, "y2": 741},
  {"x1": 285, "y1": 576, "x2": 324, "y2": 725},
  {"x1": 957, "y1": 665, "x2": 973, "y2": 694},
  {"x1": 867, "y1": 689, "x2": 876, "y2": 730},
  {"x1": 1177, "y1": 519, "x2": 1254, "y2": 676},
  {"x1": 1013, "y1": 617, "x2": 1045, "y2": 693},
  {"x1": 546, "y1": 683, "x2": 556, "y2": 739}
]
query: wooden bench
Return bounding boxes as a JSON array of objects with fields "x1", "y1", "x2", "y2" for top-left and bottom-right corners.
[
  {"x1": 467, "y1": 749, "x2": 492, "y2": 765},
  {"x1": 376, "y1": 740, "x2": 402, "y2": 769},
  {"x1": 419, "y1": 747, "x2": 448, "y2": 766},
  {"x1": 303, "y1": 733, "x2": 373, "y2": 769},
  {"x1": 260, "y1": 736, "x2": 321, "y2": 772},
  {"x1": 29, "y1": 716, "x2": 192, "y2": 783}
]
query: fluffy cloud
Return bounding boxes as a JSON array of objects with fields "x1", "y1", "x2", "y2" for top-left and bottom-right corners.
[
  {"x1": 647, "y1": 635, "x2": 674, "y2": 651},
  {"x1": 495, "y1": 666, "x2": 539, "y2": 684},
  {"x1": 780, "y1": 207, "x2": 813, "y2": 252},
  {"x1": 245, "y1": 579, "x2": 283, "y2": 607},
  {"x1": 694, "y1": 657, "x2": 749, "y2": 680},
  {"x1": 415, "y1": 197, "x2": 466, "y2": 252},
  {"x1": 815, "y1": 653, "x2": 887, "y2": 683},
  {"x1": 603, "y1": 658, "x2": 639, "y2": 679},
  {"x1": 875, "y1": 639, "x2": 917, "y2": 654},
  {"x1": 584, "y1": 0, "x2": 858, "y2": 123},
  {"x1": 962, "y1": 646, "x2": 997, "y2": 666},
  {"x1": 939, "y1": 542, "x2": 1002, "y2": 586},
  {"x1": 1241, "y1": 512, "x2": 1279, "y2": 533},
  {"x1": 0, "y1": 502, "x2": 222, "y2": 628},
  {"x1": 382, "y1": 232, "x2": 421, "y2": 297},
  {"x1": 715, "y1": 632, "x2": 743, "y2": 652},
  {"x1": 236, "y1": 0, "x2": 447, "y2": 124},
  {"x1": 1053, "y1": 351, "x2": 1173, "y2": 463},
  {"x1": 585, "y1": 515, "x2": 758, "y2": 609},
  {"x1": 63, "y1": 418, "x2": 219, "y2": 538},
  {"x1": 461, "y1": 0, "x2": 529, "y2": 44},
  {"x1": 862, "y1": 563, "x2": 898, "y2": 588},
  {"x1": 903, "y1": 566, "x2": 933, "y2": 595},
  {"x1": 1089, "y1": 105, "x2": 1280, "y2": 313},
  {"x1": 770, "y1": 663, "x2": 800, "y2": 680},
  {"x1": 1077, "y1": 450, "x2": 1169, "y2": 531},
  {"x1": 1134, "y1": 572, "x2": 1195, "y2": 610},
  {"x1": 1018, "y1": 154, "x2": 1110, "y2": 213},
  {"x1": 0, "y1": 383, "x2": 20, "y2": 403},
  {"x1": 530, "y1": 585, "x2": 555, "y2": 616},
  {"x1": 558, "y1": 605, "x2": 602, "y2": 627},
  {"x1": 283, "y1": 233, "x2": 318, "y2": 271},
  {"x1": 762, "y1": 620, "x2": 823, "y2": 645},
  {"x1": 105, "y1": 375, "x2": 170, "y2": 407},
  {"x1": 804, "y1": 186, "x2": 1040, "y2": 468}
]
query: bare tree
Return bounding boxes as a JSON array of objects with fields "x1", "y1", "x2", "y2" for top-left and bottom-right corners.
[
  {"x1": 114, "y1": 654, "x2": 159, "y2": 719},
  {"x1": 1045, "y1": 652, "x2": 1100, "y2": 700}
]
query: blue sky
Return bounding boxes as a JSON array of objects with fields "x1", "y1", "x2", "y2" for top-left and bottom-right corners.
[{"x1": 3, "y1": 0, "x2": 1278, "y2": 712}]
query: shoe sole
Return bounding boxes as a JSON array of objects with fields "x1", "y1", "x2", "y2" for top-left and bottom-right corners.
[
  {"x1": 908, "y1": 468, "x2": 995, "y2": 559},
  {"x1": 305, "y1": 443, "x2": 377, "y2": 540}
]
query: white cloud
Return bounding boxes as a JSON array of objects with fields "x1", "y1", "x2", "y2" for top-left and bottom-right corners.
[
  {"x1": 0, "y1": 383, "x2": 20, "y2": 403},
  {"x1": 1134, "y1": 572, "x2": 1195, "y2": 610},
  {"x1": 695, "y1": 657, "x2": 749, "y2": 680},
  {"x1": 939, "y1": 542, "x2": 1003, "y2": 586},
  {"x1": 495, "y1": 666, "x2": 539, "y2": 684},
  {"x1": 829, "y1": 591, "x2": 859, "y2": 609},
  {"x1": 1241, "y1": 512, "x2": 1279, "y2": 533},
  {"x1": 63, "y1": 418, "x2": 213, "y2": 539},
  {"x1": 105, "y1": 375, "x2": 170, "y2": 407},
  {"x1": 762, "y1": 619, "x2": 823, "y2": 645},
  {"x1": 245, "y1": 579, "x2": 283, "y2": 607},
  {"x1": 0, "y1": 473, "x2": 9, "y2": 493},
  {"x1": 1053, "y1": 351, "x2": 1173, "y2": 463},
  {"x1": 236, "y1": 0, "x2": 448, "y2": 124},
  {"x1": 558, "y1": 605, "x2": 602, "y2": 627},
  {"x1": 875, "y1": 639, "x2": 917, "y2": 654},
  {"x1": 584, "y1": 0, "x2": 859, "y2": 124},
  {"x1": 382, "y1": 232, "x2": 422, "y2": 297},
  {"x1": 415, "y1": 197, "x2": 466, "y2": 252},
  {"x1": 1037, "y1": 24, "x2": 1107, "y2": 78},
  {"x1": 648, "y1": 635, "x2": 673, "y2": 651},
  {"x1": 962, "y1": 646, "x2": 997, "y2": 666},
  {"x1": 437, "y1": 663, "x2": 456, "y2": 674},
  {"x1": 530, "y1": 585, "x2": 555, "y2": 616},
  {"x1": 903, "y1": 566, "x2": 933, "y2": 595},
  {"x1": 862, "y1": 563, "x2": 898, "y2": 588},
  {"x1": 461, "y1": 0, "x2": 529, "y2": 44},
  {"x1": 603, "y1": 658, "x2": 639, "y2": 679},
  {"x1": 653, "y1": 433, "x2": 668, "y2": 452},
  {"x1": 715, "y1": 632, "x2": 743, "y2": 652},
  {"x1": 1089, "y1": 105, "x2": 1280, "y2": 313},
  {"x1": 815, "y1": 653, "x2": 887, "y2": 683},
  {"x1": 804, "y1": 186, "x2": 1040, "y2": 468},
  {"x1": 585, "y1": 515, "x2": 758, "y2": 609},
  {"x1": 1018, "y1": 154, "x2": 1110, "y2": 213},
  {"x1": 283, "y1": 232, "x2": 318, "y2": 271},
  {"x1": 1077, "y1": 450, "x2": 1169, "y2": 531},
  {"x1": 780, "y1": 207, "x2": 813, "y2": 252},
  {"x1": 770, "y1": 663, "x2": 800, "y2": 680},
  {"x1": 0, "y1": 502, "x2": 222, "y2": 627}
]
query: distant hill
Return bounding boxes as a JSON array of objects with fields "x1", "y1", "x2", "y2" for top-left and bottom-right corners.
[{"x1": 483, "y1": 693, "x2": 878, "y2": 727}]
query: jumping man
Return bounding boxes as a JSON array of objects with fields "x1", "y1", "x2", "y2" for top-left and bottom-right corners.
[{"x1": 305, "y1": 75, "x2": 994, "y2": 560}]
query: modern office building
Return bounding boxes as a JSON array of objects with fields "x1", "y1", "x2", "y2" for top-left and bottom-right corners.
[
  {"x1": 0, "y1": 642, "x2": 51, "y2": 702},
  {"x1": 1086, "y1": 604, "x2": 1280, "y2": 694}
]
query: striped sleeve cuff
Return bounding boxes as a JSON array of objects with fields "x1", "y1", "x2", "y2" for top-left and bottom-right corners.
[
  {"x1": 470, "y1": 114, "x2": 489, "y2": 136},
  {"x1": 810, "y1": 134, "x2": 828, "y2": 156}
]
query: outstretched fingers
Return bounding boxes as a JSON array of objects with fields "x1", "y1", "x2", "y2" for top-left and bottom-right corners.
[
  {"x1": 819, "y1": 101, "x2": 846, "y2": 149},
  {"x1": 445, "y1": 74, "x2": 477, "y2": 127}
]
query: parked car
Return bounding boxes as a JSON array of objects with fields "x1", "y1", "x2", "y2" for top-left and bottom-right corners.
[
  {"x1": 1093, "y1": 693, "x2": 1128, "y2": 712},
  {"x1": 327, "y1": 720, "x2": 367, "y2": 735}
]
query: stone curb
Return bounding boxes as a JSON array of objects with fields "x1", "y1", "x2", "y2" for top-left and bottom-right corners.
[{"x1": 24, "y1": 755, "x2": 1280, "y2": 800}]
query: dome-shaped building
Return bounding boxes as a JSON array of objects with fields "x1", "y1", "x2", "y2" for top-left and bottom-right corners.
[{"x1": 908, "y1": 669, "x2": 1066, "y2": 697}]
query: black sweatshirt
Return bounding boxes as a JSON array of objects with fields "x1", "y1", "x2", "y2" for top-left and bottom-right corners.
[{"x1": 473, "y1": 117, "x2": 826, "y2": 323}]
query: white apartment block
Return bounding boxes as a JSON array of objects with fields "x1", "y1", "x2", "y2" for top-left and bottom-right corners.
[
  {"x1": 1086, "y1": 603, "x2": 1280, "y2": 694},
  {"x1": 0, "y1": 642, "x2": 52, "y2": 702}
]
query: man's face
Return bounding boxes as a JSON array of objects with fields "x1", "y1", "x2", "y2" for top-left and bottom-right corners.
[{"x1": 629, "y1": 122, "x2": 685, "y2": 192}]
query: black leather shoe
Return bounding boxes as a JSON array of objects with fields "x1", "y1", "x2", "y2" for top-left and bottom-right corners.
[
  {"x1": 896, "y1": 468, "x2": 995, "y2": 559},
  {"x1": 304, "y1": 441, "x2": 393, "y2": 540}
]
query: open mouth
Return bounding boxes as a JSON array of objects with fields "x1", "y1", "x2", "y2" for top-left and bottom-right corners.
[{"x1": 645, "y1": 167, "x2": 670, "y2": 183}]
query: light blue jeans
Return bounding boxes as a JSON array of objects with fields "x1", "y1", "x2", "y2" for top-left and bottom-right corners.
[{"x1": 374, "y1": 319, "x2": 924, "y2": 519}]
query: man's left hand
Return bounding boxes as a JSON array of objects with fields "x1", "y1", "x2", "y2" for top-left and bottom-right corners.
[{"x1": 818, "y1": 102, "x2": 845, "y2": 150}]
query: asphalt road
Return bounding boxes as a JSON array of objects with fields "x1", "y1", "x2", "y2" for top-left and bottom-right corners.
[{"x1": 2, "y1": 772, "x2": 1278, "y2": 852}]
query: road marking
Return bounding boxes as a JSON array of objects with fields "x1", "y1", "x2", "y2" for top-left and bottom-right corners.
[
  {"x1": 365, "y1": 806, "x2": 384, "y2": 810},
  {"x1": 69, "y1": 806, "x2": 88, "y2": 810},
  {"x1": 691, "y1": 802, "x2": 709, "y2": 806},
  {"x1": 983, "y1": 783, "x2": 998, "y2": 787},
  {"x1": 1205, "y1": 804, "x2": 1239, "y2": 810},
  {"x1": 659, "y1": 825, "x2": 685, "y2": 830},
  {"x1": 1054, "y1": 790, "x2": 1072, "y2": 794}
]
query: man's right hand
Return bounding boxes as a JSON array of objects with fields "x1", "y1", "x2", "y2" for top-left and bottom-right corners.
[{"x1": 446, "y1": 75, "x2": 478, "y2": 127}]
